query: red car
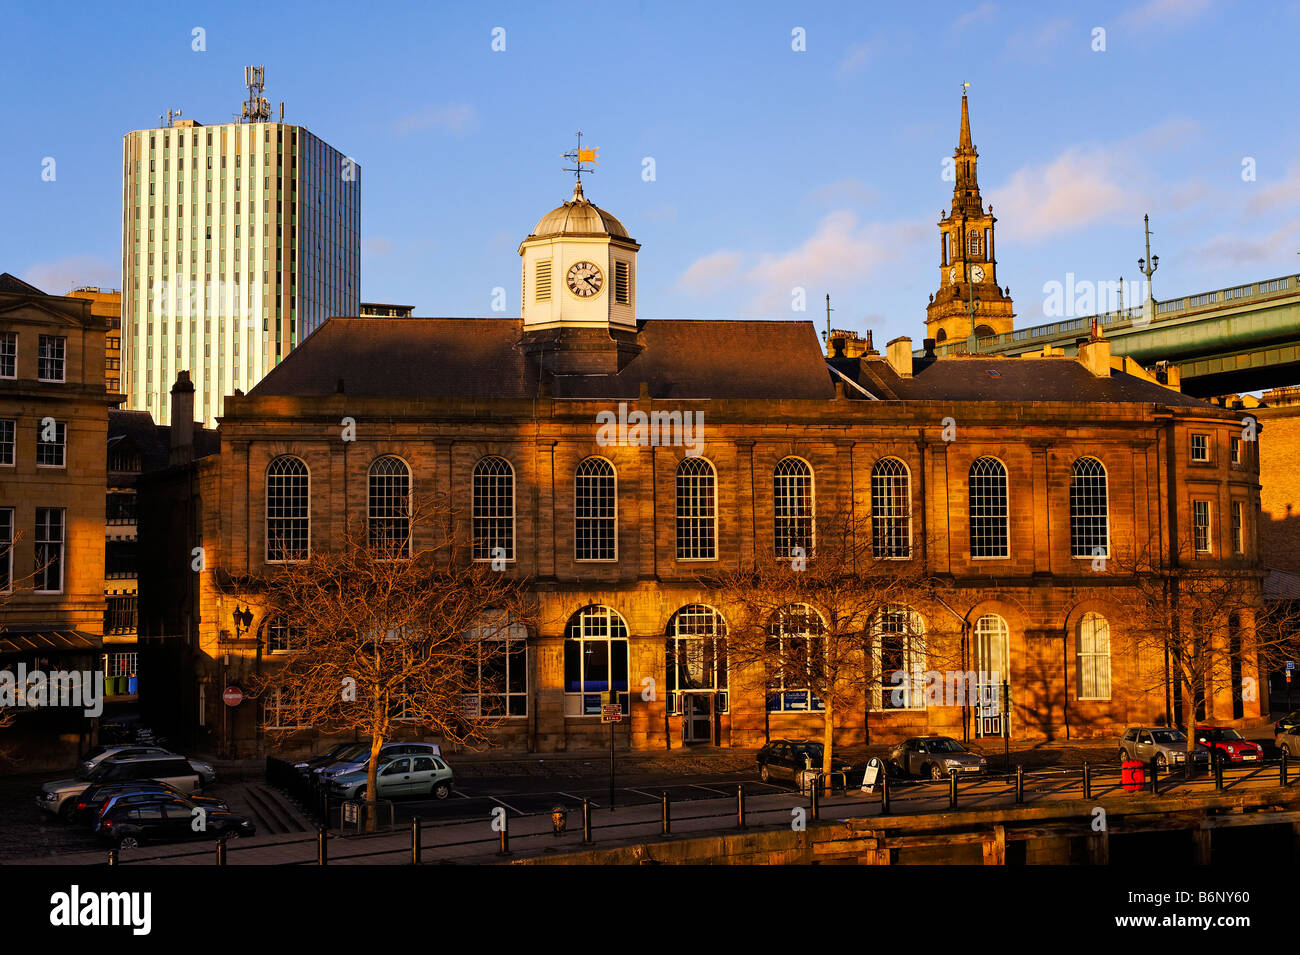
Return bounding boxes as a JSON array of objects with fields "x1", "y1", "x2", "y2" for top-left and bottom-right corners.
[{"x1": 1193, "y1": 726, "x2": 1263, "y2": 763}]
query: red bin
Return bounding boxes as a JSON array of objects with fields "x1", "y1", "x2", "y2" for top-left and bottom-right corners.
[{"x1": 1121, "y1": 759, "x2": 1146, "y2": 792}]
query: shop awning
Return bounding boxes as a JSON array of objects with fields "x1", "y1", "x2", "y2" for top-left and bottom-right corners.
[{"x1": 0, "y1": 629, "x2": 103, "y2": 656}]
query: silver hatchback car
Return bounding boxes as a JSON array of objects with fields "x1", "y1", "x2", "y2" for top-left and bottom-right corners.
[{"x1": 1119, "y1": 727, "x2": 1210, "y2": 768}]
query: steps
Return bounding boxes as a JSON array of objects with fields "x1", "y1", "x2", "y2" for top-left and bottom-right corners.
[{"x1": 238, "y1": 784, "x2": 312, "y2": 835}]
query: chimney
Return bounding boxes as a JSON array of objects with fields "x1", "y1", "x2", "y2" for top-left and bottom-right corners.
[
  {"x1": 1076, "y1": 336, "x2": 1111, "y2": 377},
  {"x1": 923, "y1": 338, "x2": 936, "y2": 358},
  {"x1": 169, "y1": 371, "x2": 196, "y2": 464},
  {"x1": 886, "y1": 336, "x2": 913, "y2": 378},
  {"x1": 827, "y1": 328, "x2": 869, "y2": 359}
]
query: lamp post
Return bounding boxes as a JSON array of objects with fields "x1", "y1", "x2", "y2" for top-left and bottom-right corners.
[{"x1": 1138, "y1": 214, "x2": 1159, "y2": 323}]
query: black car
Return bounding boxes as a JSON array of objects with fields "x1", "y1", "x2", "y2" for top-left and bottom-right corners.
[
  {"x1": 296, "y1": 742, "x2": 368, "y2": 776},
  {"x1": 73, "y1": 780, "x2": 228, "y2": 826},
  {"x1": 98, "y1": 796, "x2": 255, "y2": 849},
  {"x1": 1274, "y1": 710, "x2": 1300, "y2": 736},
  {"x1": 756, "y1": 739, "x2": 855, "y2": 785}
]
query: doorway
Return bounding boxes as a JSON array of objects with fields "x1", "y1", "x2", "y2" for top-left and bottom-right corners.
[
  {"x1": 974, "y1": 613, "x2": 1009, "y2": 739},
  {"x1": 683, "y1": 694, "x2": 713, "y2": 744}
]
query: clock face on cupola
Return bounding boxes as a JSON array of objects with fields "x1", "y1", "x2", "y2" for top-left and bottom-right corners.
[{"x1": 519, "y1": 135, "x2": 640, "y2": 331}]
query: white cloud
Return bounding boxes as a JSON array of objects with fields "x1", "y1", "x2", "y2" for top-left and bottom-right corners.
[
  {"x1": 22, "y1": 255, "x2": 117, "y2": 296},
  {"x1": 677, "y1": 250, "x2": 743, "y2": 294},
  {"x1": 393, "y1": 103, "x2": 478, "y2": 136},
  {"x1": 1004, "y1": 16, "x2": 1073, "y2": 59},
  {"x1": 1118, "y1": 0, "x2": 1214, "y2": 30},
  {"x1": 953, "y1": 2, "x2": 997, "y2": 31},
  {"x1": 1187, "y1": 217, "x2": 1300, "y2": 268},
  {"x1": 807, "y1": 178, "x2": 877, "y2": 208},
  {"x1": 838, "y1": 39, "x2": 880, "y2": 75},
  {"x1": 364, "y1": 236, "x2": 394, "y2": 255}
]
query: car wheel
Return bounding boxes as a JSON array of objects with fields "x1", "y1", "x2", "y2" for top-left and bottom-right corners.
[
  {"x1": 222, "y1": 828, "x2": 241, "y2": 840},
  {"x1": 432, "y1": 782, "x2": 451, "y2": 799},
  {"x1": 357, "y1": 786, "x2": 367, "y2": 801},
  {"x1": 1155, "y1": 754, "x2": 1167, "y2": 769},
  {"x1": 929, "y1": 763, "x2": 945, "y2": 781},
  {"x1": 759, "y1": 764, "x2": 771, "y2": 783},
  {"x1": 888, "y1": 759, "x2": 903, "y2": 778},
  {"x1": 1119, "y1": 749, "x2": 1128, "y2": 763},
  {"x1": 58, "y1": 801, "x2": 76, "y2": 822},
  {"x1": 117, "y1": 835, "x2": 140, "y2": 849}
]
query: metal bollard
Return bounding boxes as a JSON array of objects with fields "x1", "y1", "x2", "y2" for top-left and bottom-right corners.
[
  {"x1": 582, "y1": 798, "x2": 592, "y2": 843},
  {"x1": 1015, "y1": 765, "x2": 1024, "y2": 804},
  {"x1": 319, "y1": 789, "x2": 329, "y2": 827},
  {"x1": 1149, "y1": 757, "x2": 1160, "y2": 796},
  {"x1": 662, "y1": 791, "x2": 671, "y2": 836},
  {"x1": 1082, "y1": 761, "x2": 1091, "y2": 800},
  {"x1": 1283, "y1": 752, "x2": 1290, "y2": 787},
  {"x1": 411, "y1": 817, "x2": 422, "y2": 865},
  {"x1": 1214, "y1": 752, "x2": 1224, "y2": 791},
  {"x1": 736, "y1": 784, "x2": 747, "y2": 829},
  {"x1": 880, "y1": 771, "x2": 891, "y2": 814},
  {"x1": 317, "y1": 825, "x2": 328, "y2": 865},
  {"x1": 108, "y1": 848, "x2": 117, "y2": 866},
  {"x1": 949, "y1": 769, "x2": 959, "y2": 809},
  {"x1": 216, "y1": 837, "x2": 227, "y2": 866},
  {"x1": 810, "y1": 777, "x2": 820, "y2": 822},
  {"x1": 498, "y1": 812, "x2": 510, "y2": 855}
]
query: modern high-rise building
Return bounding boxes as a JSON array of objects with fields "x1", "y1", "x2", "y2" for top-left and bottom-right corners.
[{"x1": 120, "y1": 68, "x2": 360, "y2": 426}]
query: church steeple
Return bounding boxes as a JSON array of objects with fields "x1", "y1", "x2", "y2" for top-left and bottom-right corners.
[{"x1": 925, "y1": 87, "x2": 1015, "y2": 346}]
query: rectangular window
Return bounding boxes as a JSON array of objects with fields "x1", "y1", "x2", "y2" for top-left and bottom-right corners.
[
  {"x1": 1190, "y1": 434, "x2": 1209, "y2": 462},
  {"x1": 1231, "y1": 500, "x2": 1245, "y2": 555},
  {"x1": 37, "y1": 335, "x2": 66, "y2": 382},
  {"x1": 614, "y1": 261, "x2": 631, "y2": 305},
  {"x1": 36, "y1": 420, "x2": 66, "y2": 467},
  {"x1": 34, "y1": 507, "x2": 64, "y2": 592},
  {"x1": 0, "y1": 332, "x2": 15, "y2": 378},
  {"x1": 1193, "y1": 500, "x2": 1212, "y2": 555},
  {"x1": 0, "y1": 507, "x2": 12, "y2": 593},
  {"x1": 534, "y1": 261, "x2": 552, "y2": 303},
  {"x1": 0, "y1": 420, "x2": 13, "y2": 465},
  {"x1": 1230, "y1": 436, "x2": 1242, "y2": 466}
]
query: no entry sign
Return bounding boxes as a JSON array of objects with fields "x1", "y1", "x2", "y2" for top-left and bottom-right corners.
[{"x1": 223, "y1": 685, "x2": 243, "y2": 707}]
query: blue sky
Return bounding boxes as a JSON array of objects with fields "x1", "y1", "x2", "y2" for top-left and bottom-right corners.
[{"x1": 3, "y1": 0, "x2": 1298, "y2": 346}]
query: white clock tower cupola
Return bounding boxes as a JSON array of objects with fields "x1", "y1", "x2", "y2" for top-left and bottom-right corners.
[{"x1": 519, "y1": 176, "x2": 640, "y2": 331}]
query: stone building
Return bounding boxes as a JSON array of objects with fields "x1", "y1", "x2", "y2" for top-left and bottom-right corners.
[{"x1": 141, "y1": 100, "x2": 1268, "y2": 759}]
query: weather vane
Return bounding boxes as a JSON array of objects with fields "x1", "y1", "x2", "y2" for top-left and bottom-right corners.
[{"x1": 562, "y1": 130, "x2": 599, "y2": 186}]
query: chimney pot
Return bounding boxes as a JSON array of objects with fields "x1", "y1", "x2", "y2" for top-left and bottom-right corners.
[{"x1": 886, "y1": 336, "x2": 913, "y2": 378}]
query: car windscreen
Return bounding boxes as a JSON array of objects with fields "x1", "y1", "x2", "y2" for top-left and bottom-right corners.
[
  {"x1": 1209, "y1": 729, "x2": 1244, "y2": 741},
  {"x1": 928, "y1": 739, "x2": 964, "y2": 753},
  {"x1": 1152, "y1": 730, "x2": 1185, "y2": 743}
]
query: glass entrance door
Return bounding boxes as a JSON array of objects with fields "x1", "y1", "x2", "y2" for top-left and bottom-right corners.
[
  {"x1": 683, "y1": 694, "x2": 713, "y2": 744},
  {"x1": 974, "y1": 614, "x2": 1009, "y2": 738}
]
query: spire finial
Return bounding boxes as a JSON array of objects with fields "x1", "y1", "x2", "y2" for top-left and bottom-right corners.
[
  {"x1": 959, "y1": 82, "x2": 973, "y2": 151},
  {"x1": 562, "y1": 130, "x2": 598, "y2": 196}
]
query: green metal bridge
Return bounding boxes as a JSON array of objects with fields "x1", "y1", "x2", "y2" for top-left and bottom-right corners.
[{"x1": 928, "y1": 273, "x2": 1300, "y2": 397}]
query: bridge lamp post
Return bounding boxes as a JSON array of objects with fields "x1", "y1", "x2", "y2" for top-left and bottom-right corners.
[{"x1": 1138, "y1": 213, "x2": 1159, "y2": 322}]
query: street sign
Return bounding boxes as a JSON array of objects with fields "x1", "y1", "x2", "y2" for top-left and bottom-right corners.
[
  {"x1": 601, "y1": 704, "x2": 623, "y2": 723},
  {"x1": 222, "y1": 686, "x2": 242, "y2": 707},
  {"x1": 1286, "y1": 661, "x2": 1295, "y2": 671},
  {"x1": 463, "y1": 695, "x2": 481, "y2": 717},
  {"x1": 860, "y1": 756, "x2": 883, "y2": 793}
]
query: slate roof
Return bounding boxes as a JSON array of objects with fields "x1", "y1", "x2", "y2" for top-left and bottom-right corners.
[
  {"x1": 248, "y1": 317, "x2": 836, "y2": 401},
  {"x1": 108, "y1": 409, "x2": 220, "y2": 476}
]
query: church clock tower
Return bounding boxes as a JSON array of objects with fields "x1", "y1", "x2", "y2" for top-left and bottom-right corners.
[{"x1": 925, "y1": 90, "x2": 1014, "y2": 345}]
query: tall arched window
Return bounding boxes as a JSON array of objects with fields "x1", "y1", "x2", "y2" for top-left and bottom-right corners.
[
  {"x1": 563, "y1": 605, "x2": 629, "y2": 715},
  {"x1": 967, "y1": 230, "x2": 981, "y2": 256},
  {"x1": 473, "y1": 456, "x2": 515, "y2": 562},
  {"x1": 575, "y1": 457, "x2": 616, "y2": 561},
  {"x1": 773, "y1": 457, "x2": 814, "y2": 558},
  {"x1": 969, "y1": 457, "x2": 1008, "y2": 558},
  {"x1": 266, "y1": 455, "x2": 309, "y2": 562},
  {"x1": 1077, "y1": 612, "x2": 1111, "y2": 700},
  {"x1": 666, "y1": 605, "x2": 728, "y2": 722},
  {"x1": 1070, "y1": 457, "x2": 1109, "y2": 559},
  {"x1": 676, "y1": 457, "x2": 717, "y2": 560},
  {"x1": 973, "y1": 613, "x2": 1009, "y2": 736},
  {"x1": 766, "y1": 604, "x2": 825, "y2": 712},
  {"x1": 466, "y1": 612, "x2": 528, "y2": 716},
  {"x1": 368, "y1": 455, "x2": 411, "y2": 557},
  {"x1": 873, "y1": 606, "x2": 925, "y2": 708},
  {"x1": 871, "y1": 457, "x2": 911, "y2": 558}
]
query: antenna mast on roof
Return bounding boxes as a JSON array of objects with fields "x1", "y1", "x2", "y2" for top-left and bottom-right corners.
[{"x1": 241, "y1": 66, "x2": 271, "y2": 123}]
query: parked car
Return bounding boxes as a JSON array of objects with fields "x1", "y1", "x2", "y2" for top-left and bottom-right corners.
[
  {"x1": 294, "y1": 743, "x2": 362, "y2": 774},
  {"x1": 316, "y1": 742, "x2": 443, "y2": 782},
  {"x1": 95, "y1": 790, "x2": 229, "y2": 832},
  {"x1": 327, "y1": 754, "x2": 455, "y2": 800},
  {"x1": 755, "y1": 739, "x2": 855, "y2": 785},
  {"x1": 1274, "y1": 710, "x2": 1300, "y2": 737},
  {"x1": 888, "y1": 736, "x2": 988, "y2": 779},
  {"x1": 1277, "y1": 725, "x2": 1300, "y2": 759},
  {"x1": 40, "y1": 755, "x2": 203, "y2": 818},
  {"x1": 77, "y1": 745, "x2": 175, "y2": 778},
  {"x1": 98, "y1": 796, "x2": 254, "y2": 848},
  {"x1": 1193, "y1": 726, "x2": 1264, "y2": 763},
  {"x1": 1119, "y1": 727, "x2": 1210, "y2": 768},
  {"x1": 72, "y1": 780, "x2": 227, "y2": 826}
]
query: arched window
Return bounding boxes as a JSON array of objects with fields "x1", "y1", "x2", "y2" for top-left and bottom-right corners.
[
  {"x1": 676, "y1": 458, "x2": 716, "y2": 560},
  {"x1": 266, "y1": 616, "x2": 302, "y2": 654},
  {"x1": 466, "y1": 612, "x2": 528, "y2": 717},
  {"x1": 473, "y1": 456, "x2": 515, "y2": 562},
  {"x1": 266, "y1": 455, "x2": 309, "y2": 562},
  {"x1": 766, "y1": 604, "x2": 825, "y2": 712},
  {"x1": 368, "y1": 455, "x2": 410, "y2": 557},
  {"x1": 969, "y1": 457, "x2": 1008, "y2": 558},
  {"x1": 574, "y1": 457, "x2": 616, "y2": 561},
  {"x1": 1070, "y1": 457, "x2": 1109, "y2": 559},
  {"x1": 873, "y1": 606, "x2": 925, "y2": 708},
  {"x1": 773, "y1": 457, "x2": 814, "y2": 558},
  {"x1": 563, "y1": 605, "x2": 629, "y2": 715},
  {"x1": 871, "y1": 458, "x2": 911, "y2": 558},
  {"x1": 1077, "y1": 612, "x2": 1111, "y2": 700},
  {"x1": 967, "y1": 230, "x2": 981, "y2": 256},
  {"x1": 935, "y1": 328, "x2": 947, "y2": 342},
  {"x1": 973, "y1": 613, "x2": 1009, "y2": 736},
  {"x1": 666, "y1": 605, "x2": 728, "y2": 693}
]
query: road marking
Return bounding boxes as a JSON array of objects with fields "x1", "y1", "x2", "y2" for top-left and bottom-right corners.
[
  {"x1": 490, "y1": 796, "x2": 523, "y2": 815},
  {"x1": 690, "y1": 784, "x2": 729, "y2": 796},
  {"x1": 556, "y1": 791, "x2": 586, "y2": 803},
  {"x1": 625, "y1": 788, "x2": 660, "y2": 800}
]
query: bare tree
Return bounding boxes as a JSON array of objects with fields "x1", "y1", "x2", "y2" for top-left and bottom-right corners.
[
  {"x1": 1112, "y1": 541, "x2": 1300, "y2": 768},
  {"x1": 222, "y1": 496, "x2": 535, "y2": 823},
  {"x1": 703, "y1": 504, "x2": 940, "y2": 777}
]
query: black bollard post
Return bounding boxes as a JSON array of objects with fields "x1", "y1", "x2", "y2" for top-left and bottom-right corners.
[
  {"x1": 810, "y1": 776, "x2": 820, "y2": 822},
  {"x1": 216, "y1": 837, "x2": 227, "y2": 866},
  {"x1": 411, "y1": 817, "x2": 422, "y2": 865},
  {"x1": 1214, "y1": 752, "x2": 1224, "y2": 791},
  {"x1": 880, "y1": 771, "x2": 891, "y2": 815},
  {"x1": 108, "y1": 848, "x2": 117, "y2": 866},
  {"x1": 1283, "y1": 751, "x2": 1290, "y2": 787},
  {"x1": 1082, "y1": 761, "x2": 1092, "y2": 800},
  {"x1": 1149, "y1": 756, "x2": 1160, "y2": 796},
  {"x1": 319, "y1": 788, "x2": 329, "y2": 828},
  {"x1": 949, "y1": 769, "x2": 958, "y2": 809},
  {"x1": 582, "y1": 798, "x2": 592, "y2": 843},
  {"x1": 736, "y1": 784, "x2": 746, "y2": 829},
  {"x1": 317, "y1": 825, "x2": 328, "y2": 865},
  {"x1": 1015, "y1": 765, "x2": 1024, "y2": 804},
  {"x1": 662, "y1": 792, "x2": 671, "y2": 836},
  {"x1": 499, "y1": 812, "x2": 510, "y2": 855}
]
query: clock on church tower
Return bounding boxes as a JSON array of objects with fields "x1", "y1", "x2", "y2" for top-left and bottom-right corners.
[{"x1": 925, "y1": 90, "x2": 1015, "y2": 345}]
